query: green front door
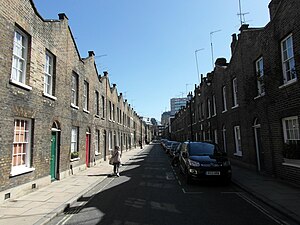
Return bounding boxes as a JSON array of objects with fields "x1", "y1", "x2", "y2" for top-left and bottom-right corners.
[{"x1": 50, "y1": 132, "x2": 57, "y2": 181}]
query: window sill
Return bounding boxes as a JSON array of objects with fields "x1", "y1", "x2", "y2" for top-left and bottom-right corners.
[
  {"x1": 101, "y1": 117, "x2": 105, "y2": 120},
  {"x1": 282, "y1": 158, "x2": 300, "y2": 168},
  {"x1": 234, "y1": 152, "x2": 242, "y2": 157},
  {"x1": 222, "y1": 110, "x2": 227, "y2": 114},
  {"x1": 10, "y1": 167, "x2": 35, "y2": 177},
  {"x1": 95, "y1": 152, "x2": 100, "y2": 156},
  {"x1": 231, "y1": 105, "x2": 239, "y2": 109},
  {"x1": 95, "y1": 114, "x2": 100, "y2": 118},
  {"x1": 83, "y1": 109, "x2": 90, "y2": 114},
  {"x1": 9, "y1": 79, "x2": 32, "y2": 91},
  {"x1": 43, "y1": 92, "x2": 57, "y2": 100},
  {"x1": 279, "y1": 79, "x2": 297, "y2": 89},
  {"x1": 254, "y1": 93, "x2": 265, "y2": 100},
  {"x1": 70, "y1": 157, "x2": 80, "y2": 162},
  {"x1": 71, "y1": 104, "x2": 79, "y2": 110}
]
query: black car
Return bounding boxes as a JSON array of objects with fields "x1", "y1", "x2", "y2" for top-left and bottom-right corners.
[{"x1": 179, "y1": 141, "x2": 231, "y2": 184}]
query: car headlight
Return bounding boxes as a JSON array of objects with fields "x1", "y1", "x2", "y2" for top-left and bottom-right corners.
[
  {"x1": 223, "y1": 161, "x2": 231, "y2": 167},
  {"x1": 188, "y1": 159, "x2": 200, "y2": 167}
]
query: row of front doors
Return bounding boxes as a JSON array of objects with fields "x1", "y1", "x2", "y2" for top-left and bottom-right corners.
[{"x1": 50, "y1": 129, "x2": 104, "y2": 181}]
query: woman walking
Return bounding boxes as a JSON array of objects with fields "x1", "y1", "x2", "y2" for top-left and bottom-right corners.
[{"x1": 110, "y1": 146, "x2": 121, "y2": 177}]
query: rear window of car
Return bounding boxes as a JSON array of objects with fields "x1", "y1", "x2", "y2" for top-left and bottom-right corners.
[{"x1": 188, "y1": 142, "x2": 220, "y2": 156}]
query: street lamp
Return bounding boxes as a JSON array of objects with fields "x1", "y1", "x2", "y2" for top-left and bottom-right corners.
[
  {"x1": 210, "y1": 30, "x2": 221, "y2": 69},
  {"x1": 195, "y1": 48, "x2": 204, "y2": 84}
]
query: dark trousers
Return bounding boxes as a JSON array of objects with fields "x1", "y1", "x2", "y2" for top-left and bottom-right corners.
[{"x1": 113, "y1": 163, "x2": 120, "y2": 174}]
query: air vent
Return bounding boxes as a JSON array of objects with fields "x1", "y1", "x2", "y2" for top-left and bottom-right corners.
[
  {"x1": 4, "y1": 193, "x2": 11, "y2": 200},
  {"x1": 32, "y1": 183, "x2": 36, "y2": 189}
]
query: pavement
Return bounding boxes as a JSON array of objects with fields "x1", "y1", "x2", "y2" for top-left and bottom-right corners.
[{"x1": 0, "y1": 145, "x2": 300, "y2": 225}]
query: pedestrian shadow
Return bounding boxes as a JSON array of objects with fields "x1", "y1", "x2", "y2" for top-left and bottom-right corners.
[{"x1": 87, "y1": 173, "x2": 111, "y2": 177}]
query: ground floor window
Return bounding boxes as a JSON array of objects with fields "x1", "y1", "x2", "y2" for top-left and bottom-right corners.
[
  {"x1": 95, "y1": 129, "x2": 100, "y2": 155},
  {"x1": 282, "y1": 116, "x2": 300, "y2": 159},
  {"x1": 71, "y1": 127, "x2": 79, "y2": 159},
  {"x1": 11, "y1": 118, "x2": 33, "y2": 176},
  {"x1": 234, "y1": 126, "x2": 242, "y2": 156}
]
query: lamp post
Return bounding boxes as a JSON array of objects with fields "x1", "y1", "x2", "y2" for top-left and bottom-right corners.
[
  {"x1": 210, "y1": 30, "x2": 221, "y2": 69},
  {"x1": 195, "y1": 48, "x2": 204, "y2": 83}
]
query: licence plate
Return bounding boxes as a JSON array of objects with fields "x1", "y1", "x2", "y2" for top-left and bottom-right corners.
[{"x1": 205, "y1": 171, "x2": 220, "y2": 175}]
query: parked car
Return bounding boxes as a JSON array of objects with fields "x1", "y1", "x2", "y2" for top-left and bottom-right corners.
[
  {"x1": 164, "y1": 141, "x2": 177, "y2": 154},
  {"x1": 169, "y1": 142, "x2": 181, "y2": 157},
  {"x1": 171, "y1": 143, "x2": 182, "y2": 167},
  {"x1": 160, "y1": 139, "x2": 169, "y2": 149},
  {"x1": 179, "y1": 141, "x2": 231, "y2": 184}
]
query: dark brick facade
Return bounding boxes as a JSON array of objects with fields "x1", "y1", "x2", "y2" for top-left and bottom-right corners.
[{"x1": 171, "y1": 0, "x2": 300, "y2": 185}]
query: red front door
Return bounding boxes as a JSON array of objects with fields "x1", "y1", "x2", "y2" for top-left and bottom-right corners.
[{"x1": 86, "y1": 134, "x2": 90, "y2": 167}]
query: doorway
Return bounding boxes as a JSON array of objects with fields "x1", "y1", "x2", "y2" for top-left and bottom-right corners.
[
  {"x1": 50, "y1": 122, "x2": 60, "y2": 181},
  {"x1": 254, "y1": 118, "x2": 265, "y2": 172}
]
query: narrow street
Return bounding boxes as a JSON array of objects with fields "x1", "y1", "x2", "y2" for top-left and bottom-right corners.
[{"x1": 47, "y1": 143, "x2": 292, "y2": 225}]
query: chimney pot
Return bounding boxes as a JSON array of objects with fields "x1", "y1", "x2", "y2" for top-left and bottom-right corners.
[
  {"x1": 88, "y1": 51, "x2": 95, "y2": 57},
  {"x1": 58, "y1": 13, "x2": 68, "y2": 20}
]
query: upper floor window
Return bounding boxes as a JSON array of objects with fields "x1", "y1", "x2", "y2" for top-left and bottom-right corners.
[
  {"x1": 95, "y1": 91, "x2": 99, "y2": 116},
  {"x1": 281, "y1": 34, "x2": 297, "y2": 84},
  {"x1": 109, "y1": 101, "x2": 112, "y2": 120},
  {"x1": 222, "y1": 86, "x2": 227, "y2": 112},
  {"x1": 207, "y1": 99, "x2": 211, "y2": 118},
  {"x1": 71, "y1": 73, "x2": 78, "y2": 107},
  {"x1": 112, "y1": 104, "x2": 115, "y2": 121},
  {"x1": 212, "y1": 95, "x2": 216, "y2": 116},
  {"x1": 44, "y1": 51, "x2": 55, "y2": 96},
  {"x1": 11, "y1": 118, "x2": 33, "y2": 176},
  {"x1": 256, "y1": 57, "x2": 265, "y2": 95},
  {"x1": 11, "y1": 28, "x2": 28, "y2": 85},
  {"x1": 83, "y1": 81, "x2": 89, "y2": 111},
  {"x1": 101, "y1": 95, "x2": 105, "y2": 118},
  {"x1": 232, "y1": 78, "x2": 238, "y2": 107}
]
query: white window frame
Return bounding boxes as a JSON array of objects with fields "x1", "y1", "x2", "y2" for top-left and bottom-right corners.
[
  {"x1": 71, "y1": 73, "x2": 78, "y2": 107},
  {"x1": 214, "y1": 129, "x2": 218, "y2": 144},
  {"x1": 281, "y1": 34, "x2": 297, "y2": 85},
  {"x1": 222, "y1": 125, "x2": 227, "y2": 152},
  {"x1": 256, "y1": 57, "x2": 265, "y2": 96},
  {"x1": 44, "y1": 51, "x2": 56, "y2": 97},
  {"x1": 212, "y1": 95, "x2": 216, "y2": 116},
  {"x1": 234, "y1": 126, "x2": 242, "y2": 156},
  {"x1": 232, "y1": 78, "x2": 238, "y2": 108},
  {"x1": 11, "y1": 118, "x2": 34, "y2": 176},
  {"x1": 83, "y1": 81, "x2": 89, "y2": 111},
  {"x1": 222, "y1": 86, "x2": 227, "y2": 112},
  {"x1": 282, "y1": 116, "x2": 300, "y2": 143},
  {"x1": 95, "y1": 91, "x2": 99, "y2": 116},
  {"x1": 95, "y1": 129, "x2": 100, "y2": 155},
  {"x1": 71, "y1": 127, "x2": 78, "y2": 153},
  {"x1": 109, "y1": 131, "x2": 113, "y2": 150},
  {"x1": 207, "y1": 99, "x2": 211, "y2": 118},
  {"x1": 11, "y1": 28, "x2": 28, "y2": 85}
]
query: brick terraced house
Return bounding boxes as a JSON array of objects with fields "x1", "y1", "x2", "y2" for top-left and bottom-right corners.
[
  {"x1": 171, "y1": 0, "x2": 300, "y2": 185},
  {"x1": 0, "y1": 0, "x2": 152, "y2": 203}
]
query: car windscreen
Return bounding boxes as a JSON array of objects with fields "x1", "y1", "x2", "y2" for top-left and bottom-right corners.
[{"x1": 188, "y1": 142, "x2": 220, "y2": 156}]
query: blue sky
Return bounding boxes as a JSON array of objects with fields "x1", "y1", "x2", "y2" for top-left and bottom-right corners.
[{"x1": 33, "y1": 0, "x2": 270, "y2": 121}]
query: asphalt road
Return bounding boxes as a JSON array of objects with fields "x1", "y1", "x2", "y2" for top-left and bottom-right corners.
[{"x1": 47, "y1": 143, "x2": 292, "y2": 225}]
